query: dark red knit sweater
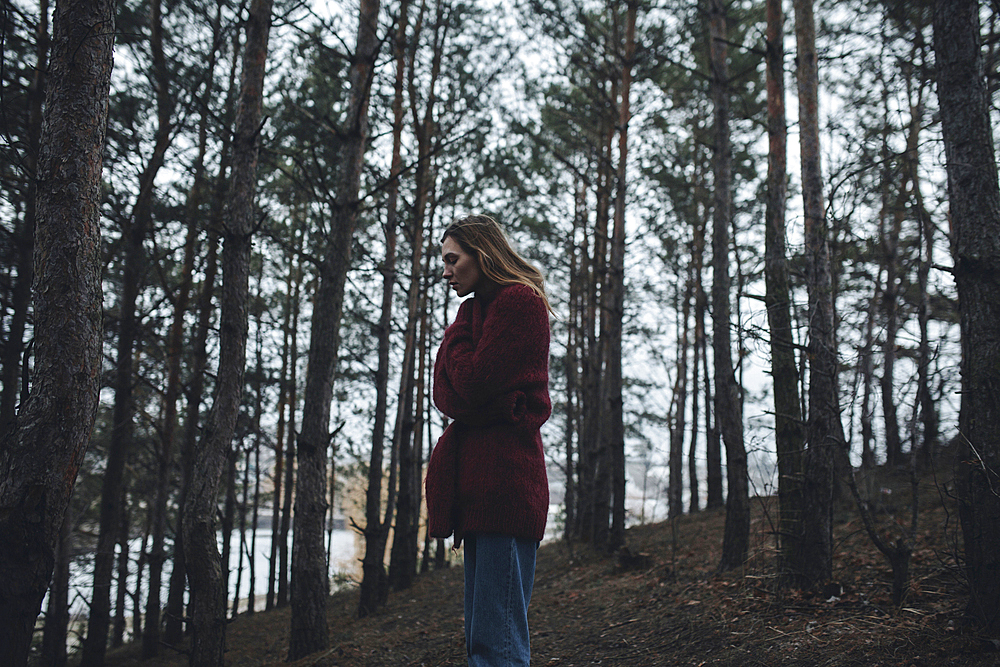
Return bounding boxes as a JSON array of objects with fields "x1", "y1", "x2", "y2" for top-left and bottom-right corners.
[{"x1": 425, "y1": 284, "x2": 551, "y2": 544}]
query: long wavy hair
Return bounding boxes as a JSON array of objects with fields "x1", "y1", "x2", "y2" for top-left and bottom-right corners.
[{"x1": 442, "y1": 214, "x2": 553, "y2": 313}]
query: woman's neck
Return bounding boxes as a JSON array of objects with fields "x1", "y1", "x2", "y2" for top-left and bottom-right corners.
[{"x1": 474, "y1": 279, "x2": 501, "y2": 304}]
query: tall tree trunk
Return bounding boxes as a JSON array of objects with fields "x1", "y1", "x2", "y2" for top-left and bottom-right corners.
[
  {"x1": 278, "y1": 232, "x2": 302, "y2": 610},
  {"x1": 790, "y1": 0, "x2": 844, "y2": 588},
  {"x1": 708, "y1": 0, "x2": 749, "y2": 572},
  {"x1": 0, "y1": 0, "x2": 112, "y2": 657},
  {"x1": 878, "y1": 130, "x2": 902, "y2": 470},
  {"x1": 915, "y1": 178, "x2": 937, "y2": 468},
  {"x1": 278, "y1": 285, "x2": 299, "y2": 608},
  {"x1": 220, "y1": 438, "x2": 238, "y2": 615},
  {"x1": 763, "y1": 0, "x2": 805, "y2": 585},
  {"x1": 0, "y1": 0, "x2": 47, "y2": 441},
  {"x1": 181, "y1": 0, "x2": 272, "y2": 660},
  {"x1": 164, "y1": 34, "x2": 234, "y2": 633},
  {"x1": 289, "y1": 0, "x2": 378, "y2": 654},
  {"x1": 688, "y1": 311, "x2": 701, "y2": 515},
  {"x1": 670, "y1": 273, "x2": 692, "y2": 520},
  {"x1": 564, "y1": 179, "x2": 585, "y2": 539},
  {"x1": 933, "y1": 0, "x2": 1000, "y2": 635},
  {"x1": 83, "y1": 3, "x2": 176, "y2": 656},
  {"x1": 267, "y1": 256, "x2": 293, "y2": 612},
  {"x1": 247, "y1": 292, "x2": 264, "y2": 616},
  {"x1": 606, "y1": 0, "x2": 636, "y2": 553},
  {"x1": 141, "y1": 0, "x2": 182, "y2": 652},
  {"x1": 232, "y1": 448, "x2": 250, "y2": 618},
  {"x1": 574, "y1": 180, "x2": 597, "y2": 540},
  {"x1": 164, "y1": 229, "x2": 221, "y2": 644},
  {"x1": 387, "y1": 203, "x2": 427, "y2": 593},
  {"x1": 591, "y1": 94, "x2": 615, "y2": 550},
  {"x1": 389, "y1": 0, "x2": 440, "y2": 590},
  {"x1": 692, "y1": 192, "x2": 720, "y2": 512}
]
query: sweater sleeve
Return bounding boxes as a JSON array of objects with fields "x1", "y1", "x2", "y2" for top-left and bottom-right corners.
[
  {"x1": 434, "y1": 368, "x2": 527, "y2": 426},
  {"x1": 441, "y1": 285, "x2": 549, "y2": 405}
]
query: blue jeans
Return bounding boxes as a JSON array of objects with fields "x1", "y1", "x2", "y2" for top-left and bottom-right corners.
[{"x1": 463, "y1": 533, "x2": 538, "y2": 666}]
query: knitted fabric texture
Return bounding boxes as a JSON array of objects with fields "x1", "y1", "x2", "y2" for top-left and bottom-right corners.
[{"x1": 425, "y1": 284, "x2": 551, "y2": 544}]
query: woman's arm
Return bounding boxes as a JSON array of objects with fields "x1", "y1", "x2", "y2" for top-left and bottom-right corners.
[{"x1": 440, "y1": 285, "x2": 549, "y2": 404}]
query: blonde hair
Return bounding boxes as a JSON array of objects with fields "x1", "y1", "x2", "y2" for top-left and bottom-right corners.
[{"x1": 442, "y1": 214, "x2": 553, "y2": 313}]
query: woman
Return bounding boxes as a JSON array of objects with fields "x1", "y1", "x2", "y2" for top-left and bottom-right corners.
[{"x1": 425, "y1": 214, "x2": 552, "y2": 667}]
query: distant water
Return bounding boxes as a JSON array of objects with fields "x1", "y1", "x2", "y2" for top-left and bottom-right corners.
[{"x1": 52, "y1": 528, "x2": 357, "y2": 646}]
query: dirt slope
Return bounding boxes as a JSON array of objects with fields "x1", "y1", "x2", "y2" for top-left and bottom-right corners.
[{"x1": 102, "y1": 478, "x2": 998, "y2": 667}]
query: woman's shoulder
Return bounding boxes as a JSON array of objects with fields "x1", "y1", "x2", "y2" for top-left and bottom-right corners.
[{"x1": 495, "y1": 283, "x2": 545, "y2": 309}]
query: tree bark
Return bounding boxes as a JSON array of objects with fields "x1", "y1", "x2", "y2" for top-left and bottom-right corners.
[
  {"x1": 590, "y1": 91, "x2": 615, "y2": 550},
  {"x1": 790, "y1": 0, "x2": 844, "y2": 588},
  {"x1": 141, "y1": 0, "x2": 182, "y2": 651},
  {"x1": 357, "y1": 158, "x2": 397, "y2": 612},
  {"x1": 763, "y1": 0, "x2": 805, "y2": 585},
  {"x1": 181, "y1": 0, "x2": 272, "y2": 660},
  {"x1": 708, "y1": 0, "x2": 749, "y2": 573},
  {"x1": 289, "y1": 0, "x2": 378, "y2": 654},
  {"x1": 389, "y1": 0, "x2": 440, "y2": 591},
  {"x1": 563, "y1": 179, "x2": 585, "y2": 538},
  {"x1": 670, "y1": 271, "x2": 692, "y2": 520},
  {"x1": 933, "y1": 0, "x2": 1000, "y2": 635},
  {"x1": 0, "y1": 0, "x2": 112, "y2": 658},
  {"x1": 606, "y1": 0, "x2": 636, "y2": 553},
  {"x1": 165, "y1": 33, "x2": 234, "y2": 635}
]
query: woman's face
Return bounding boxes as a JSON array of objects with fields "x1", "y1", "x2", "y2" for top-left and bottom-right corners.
[{"x1": 441, "y1": 236, "x2": 482, "y2": 297}]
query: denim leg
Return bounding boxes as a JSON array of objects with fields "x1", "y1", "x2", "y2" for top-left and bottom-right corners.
[{"x1": 464, "y1": 533, "x2": 537, "y2": 667}]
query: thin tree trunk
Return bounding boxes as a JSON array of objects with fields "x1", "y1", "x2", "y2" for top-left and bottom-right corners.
[
  {"x1": 859, "y1": 287, "x2": 879, "y2": 472},
  {"x1": 790, "y1": 0, "x2": 844, "y2": 588},
  {"x1": 670, "y1": 272, "x2": 691, "y2": 519},
  {"x1": 764, "y1": 0, "x2": 805, "y2": 585},
  {"x1": 607, "y1": 0, "x2": 636, "y2": 552},
  {"x1": 164, "y1": 35, "x2": 234, "y2": 633},
  {"x1": 233, "y1": 448, "x2": 250, "y2": 618},
  {"x1": 278, "y1": 284, "x2": 299, "y2": 608},
  {"x1": 389, "y1": 0, "x2": 439, "y2": 589},
  {"x1": 574, "y1": 182, "x2": 596, "y2": 540},
  {"x1": 181, "y1": 0, "x2": 272, "y2": 659},
  {"x1": 289, "y1": 0, "x2": 378, "y2": 653},
  {"x1": 248, "y1": 296, "x2": 264, "y2": 615},
  {"x1": 164, "y1": 229, "x2": 221, "y2": 645},
  {"x1": 82, "y1": 6, "x2": 177, "y2": 656},
  {"x1": 138, "y1": 0, "x2": 180, "y2": 652},
  {"x1": 564, "y1": 178, "x2": 585, "y2": 539},
  {"x1": 591, "y1": 92, "x2": 615, "y2": 550},
  {"x1": 267, "y1": 261, "x2": 292, "y2": 612},
  {"x1": 878, "y1": 122, "x2": 902, "y2": 469},
  {"x1": 915, "y1": 177, "x2": 937, "y2": 467},
  {"x1": 357, "y1": 0, "x2": 407, "y2": 614},
  {"x1": 688, "y1": 314, "x2": 701, "y2": 515},
  {"x1": 708, "y1": 0, "x2": 749, "y2": 573},
  {"x1": 221, "y1": 442, "x2": 238, "y2": 615},
  {"x1": 933, "y1": 0, "x2": 1000, "y2": 635}
]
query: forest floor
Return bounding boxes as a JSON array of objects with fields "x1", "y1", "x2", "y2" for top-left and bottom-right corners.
[{"x1": 100, "y1": 465, "x2": 1000, "y2": 667}]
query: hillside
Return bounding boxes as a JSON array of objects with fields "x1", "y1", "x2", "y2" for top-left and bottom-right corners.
[{"x1": 102, "y1": 471, "x2": 997, "y2": 667}]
